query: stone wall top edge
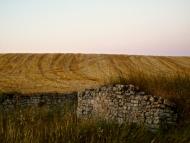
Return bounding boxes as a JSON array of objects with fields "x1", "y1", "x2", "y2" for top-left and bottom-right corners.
[{"x1": 0, "y1": 92, "x2": 78, "y2": 97}]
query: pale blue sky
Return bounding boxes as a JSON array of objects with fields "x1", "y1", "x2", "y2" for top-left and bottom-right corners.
[{"x1": 0, "y1": 0, "x2": 190, "y2": 55}]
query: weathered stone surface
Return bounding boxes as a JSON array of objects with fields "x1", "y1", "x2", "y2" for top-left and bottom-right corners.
[
  {"x1": 77, "y1": 84, "x2": 178, "y2": 131},
  {"x1": 0, "y1": 84, "x2": 178, "y2": 132},
  {"x1": 0, "y1": 92, "x2": 77, "y2": 110}
]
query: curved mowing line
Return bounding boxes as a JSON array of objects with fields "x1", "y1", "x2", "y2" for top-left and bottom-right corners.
[
  {"x1": 51, "y1": 54, "x2": 102, "y2": 81},
  {"x1": 155, "y1": 57, "x2": 180, "y2": 73},
  {"x1": 0, "y1": 54, "x2": 190, "y2": 93},
  {"x1": 36, "y1": 54, "x2": 72, "y2": 90},
  {"x1": 163, "y1": 57, "x2": 189, "y2": 71},
  {"x1": 67, "y1": 55, "x2": 100, "y2": 81},
  {"x1": 37, "y1": 54, "x2": 64, "y2": 84}
]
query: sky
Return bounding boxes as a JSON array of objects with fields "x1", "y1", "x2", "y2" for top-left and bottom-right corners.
[{"x1": 0, "y1": 0, "x2": 190, "y2": 56}]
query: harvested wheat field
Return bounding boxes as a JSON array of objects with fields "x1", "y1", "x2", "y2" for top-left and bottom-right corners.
[{"x1": 0, "y1": 54, "x2": 190, "y2": 94}]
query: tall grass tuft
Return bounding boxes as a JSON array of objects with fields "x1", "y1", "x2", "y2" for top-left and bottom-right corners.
[{"x1": 108, "y1": 70, "x2": 190, "y2": 128}]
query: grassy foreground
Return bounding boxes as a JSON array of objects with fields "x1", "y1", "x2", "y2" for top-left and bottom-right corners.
[{"x1": 0, "y1": 106, "x2": 190, "y2": 143}]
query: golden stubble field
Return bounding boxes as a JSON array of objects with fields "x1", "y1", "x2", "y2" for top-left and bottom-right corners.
[{"x1": 0, "y1": 54, "x2": 190, "y2": 94}]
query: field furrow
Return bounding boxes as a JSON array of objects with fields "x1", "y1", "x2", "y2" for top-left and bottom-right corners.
[{"x1": 0, "y1": 54, "x2": 189, "y2": 93}]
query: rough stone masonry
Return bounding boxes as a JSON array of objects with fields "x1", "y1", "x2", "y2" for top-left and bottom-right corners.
[
  {"x1": 77, "y1": 84, "x2": 178, "y2": 131},
  {"x1": 0, "y1": 84, "x2": 178, "y2": 131},
  {"x1": 0, "y1": 92, "x2": 77, "y2": 111}
]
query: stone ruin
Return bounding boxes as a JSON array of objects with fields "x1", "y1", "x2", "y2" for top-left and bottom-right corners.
[
  {"x1": 0, "y1": 84, "x2": 178, "y2": 131},
  {"x1": 0, "y1": 92, "x2": 77, "y2": 111},
  {"x1": 77, "y1": 84, "x2": 178, "y2": 131}
]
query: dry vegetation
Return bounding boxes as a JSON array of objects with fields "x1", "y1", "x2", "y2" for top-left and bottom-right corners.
[
  {"x1": 1, "y1": 106, "x2": 190, "y2": 143},
  {"x1": 110, "y1": 71, "x2": 190, "y2": 122},
  {"x1": 0, "y1": 54, "x2": 189, "y2": 93},
  {"x1": 0, "y1": 54, "x2": 190, "y2": 143}
]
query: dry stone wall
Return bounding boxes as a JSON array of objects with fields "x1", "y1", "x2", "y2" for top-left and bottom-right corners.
[
  {"x1": 0, "y1": 92, "x2": 77, "y2": 110},
  {"x1": 0, "y1": 84, "x2": 178, "y2": 131},
  {"x1": 77, "y1": 84, "x2": 178, "y2": 131}
]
